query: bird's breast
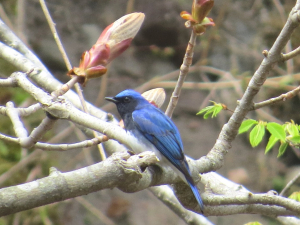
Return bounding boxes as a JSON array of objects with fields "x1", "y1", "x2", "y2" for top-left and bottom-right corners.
[{"x1": 127, "y1": 130, "x2": 163, "y2": 159}]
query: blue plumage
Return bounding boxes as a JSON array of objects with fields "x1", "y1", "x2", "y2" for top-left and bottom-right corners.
[{"x1": 105, "y1": 89, "x2": 204, "y2": 213}]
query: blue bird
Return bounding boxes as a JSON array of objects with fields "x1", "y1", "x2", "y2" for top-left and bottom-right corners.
[{"x1": 105, "y1": 89, "x2": 204, "y2": 213}]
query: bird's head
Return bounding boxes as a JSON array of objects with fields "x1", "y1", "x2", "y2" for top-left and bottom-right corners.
[{"x1": 105, "y1": 89, "x2": 149, "y2": 117}]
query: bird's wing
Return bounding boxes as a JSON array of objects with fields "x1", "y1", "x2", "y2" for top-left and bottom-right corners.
[
  {"x1": 133, "y1": 106, "x2": 205, "y2": 212},
  {"x1": 132, "y1": 106, "x2": 185, "y2": 169}
]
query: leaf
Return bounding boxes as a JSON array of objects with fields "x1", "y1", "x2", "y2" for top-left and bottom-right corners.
[
  {"x1": 249, "y1": 122, "x2": 265, "y2": 147},
  {"x1": 196, "y1": 102, "x2": 223, "y2": 119},
  {"x1": 286, "y1": 123, "x2": 299, "y2": 136},
  {"x1": 277, "y1": 142, "x2": 288, "y2": 158},
  {"x1": 197, "y1": 105, "x2": 213, "y2": 114},
  {"x1": 289, "y1": 192, "x2": 300, "y2": 201},
  {"x1": 265, "y1": 135, "x2": 279, "y2": 154},
  {"x1": 288, "y1": 135, "x2": 300, "y2": 145},
  {"x1": 289, "y1": 135, "x2": 300, "y2": 143},
  {"x1": 204, "y1": 108, "x2": 214, "y2": 119},
  {"x1": 239, "y1": 119, "x2": 258, "y2": 134},
  {"x1": 266, "y1": 122, "x2": 286, "y2": 141},
  {"x1": 212, "y1": 105, "x2": 223, "y2": 117}
]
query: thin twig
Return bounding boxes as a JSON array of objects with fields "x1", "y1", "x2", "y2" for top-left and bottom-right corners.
[
  {"x1": 273, "y1": 0, "x2": 294, "y2": 74},
  {"x1": 51, "y1": 76, "x2": 79, "y2": 98},
  {"x1": 6, "y1": 101, "x2": 28, "y2": 138},
  {"x1": 36, "y1": 135, "x2": 107, "y2": 151},
  {"x1": 74, "y1": 127, "x2": 94, "y2": 165},
  {"x1": 280, "y1": 171, "x2": 300, "y2": 196},
  {"x1": 95, "y1": 73, "x2": 108, "y2": 106},
  {"x1": 252, "y1": 86, "x2": 300, "y2": 110},
  {"x1": 16, "y1": 0, "x2": 27, "y2": 44},
  {"x1": 19, "y1": 103, "x2": 42, "y2": 116},
  {"x1": 39, "y1": 0, "x2": 88, "y2": 110},
  {"x1": 75, "y1": 197, "x2": 116, "y2": 225},
  {"x1": 22, "y1": 116, "x2": 57, "y2": 148},
  {"x1": 165, "y1": 31, "x2": 197, "y2": 117},
  {"x1": 39, "y1": 0, "x2": 72, "y2": 70},
  {"x1": 282, "y1": 46, "x2": 300, "y2": 62},
  {"x1": 126, "y1": 0, "x2": 135, "y2": 14},
  {"x1": 0, "y1": 77, "x2": 17, "y2": 87},
  {"x1": 0, "y1": 4, "x2": 14, "y2": 30},
  {"x1": 39, "y1": 0, "x2": 106, "y2": 159},
  {"x1": 0, "y1": 150, "x2": 42, "y2": 185}
]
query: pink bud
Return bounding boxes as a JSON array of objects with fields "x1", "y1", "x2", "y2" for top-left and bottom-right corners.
[
  {"x1": 68, "y1": 12, "x2": 145, "y2": 85},
  {"x1": 96, "y1": 12, "x2": 145, "y2": 64}
]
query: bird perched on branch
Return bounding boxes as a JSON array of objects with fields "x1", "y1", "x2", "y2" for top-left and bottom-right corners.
[{"x1": 105, "y1": 89, "x2": 204, "y2": 213}]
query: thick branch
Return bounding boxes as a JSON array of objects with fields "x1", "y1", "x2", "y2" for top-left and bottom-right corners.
[
  {"x1": 0, "y1": 151, "x2": 298, "y2": 217},
  {"x1": 0, "y1": 151, "x2": 156, "y2": 216}
]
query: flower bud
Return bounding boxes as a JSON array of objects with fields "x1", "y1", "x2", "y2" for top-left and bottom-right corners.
[{"x1": 68, "y1": 13, "x2": 145, "y2": 85}]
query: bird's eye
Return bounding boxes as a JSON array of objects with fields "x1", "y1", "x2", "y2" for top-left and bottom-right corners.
[{"x1": 123, "y1": 97, "x2": 130, "y2": 103}]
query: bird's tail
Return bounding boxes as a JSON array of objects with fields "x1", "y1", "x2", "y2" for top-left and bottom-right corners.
[{"x1": 186, "y1": 178, "x2": 204, "y2": 213}]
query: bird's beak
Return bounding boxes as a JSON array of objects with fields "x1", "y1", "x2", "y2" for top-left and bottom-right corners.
[{"x1": 105, "y1": 97, "x2": 118, "y2": 103}]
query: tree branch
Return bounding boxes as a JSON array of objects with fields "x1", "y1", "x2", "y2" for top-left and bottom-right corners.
[
  {"x1": 0, "y1": 151, "x2": 156, "y2": 216},
  {"x1": 282, "y1": 45, "x2": 300, "y2": 62},
  {"x1": 0, "y1": 151, "x2": 299, "y2": 217},
  {"x1": 165, "y1": 31, "x2": 197, "y2": 117},
  {"x1": 196, "y1": 0, "x2": 300, "y2": 173},
  {"x1": 252, "y1": 85, "x2": 300, "y2": 110}
]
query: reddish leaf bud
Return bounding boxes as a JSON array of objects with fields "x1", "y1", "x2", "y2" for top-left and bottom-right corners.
[
  {"x1": 192, "y1": 0, "x2": 214, "y2": 24},
  {"x1": 68, "y1": 12, "x2": 145, "y2": 85},
  {"x1": 180, "y1": 0, "x2": 214, "y2": 35}
]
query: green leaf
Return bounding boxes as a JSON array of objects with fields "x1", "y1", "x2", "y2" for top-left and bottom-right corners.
[
  {"x1": 239, "y1": 119, "x2": 258, "y2": 134},
  {"x1": 204, "y1": 108, "x2": 215, "y2": 119},
  {"x1": 196, "y1": 102, "x2": 223, "y2": 119},
  {"x1": 286, "y1": 123, "x2": 299, "y2": 136},
  {"x1": 277, "y1": 142, "x2": 288, "y2": 158},
  {"x1": 212, "y1": 105, "x2": 223, "y2": 117},
  {"x1": 265, "y1": 135, "x2": 279, "y2": 154},
  {"x1": 249, "y1": 122, "x2": 265, "y2": 147},
  {"x1": 289, "y1": 191, "x2": 300, "y2": 201},
  {"x1": 266, "y1": 122, "x2": 286, "y2": 141},
  {"x1": 288, "y1": 135, "x2": 300, "y2": 144},
  {"x1": 197, "y1": 105, "x2": 214, "y2": 115}
]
